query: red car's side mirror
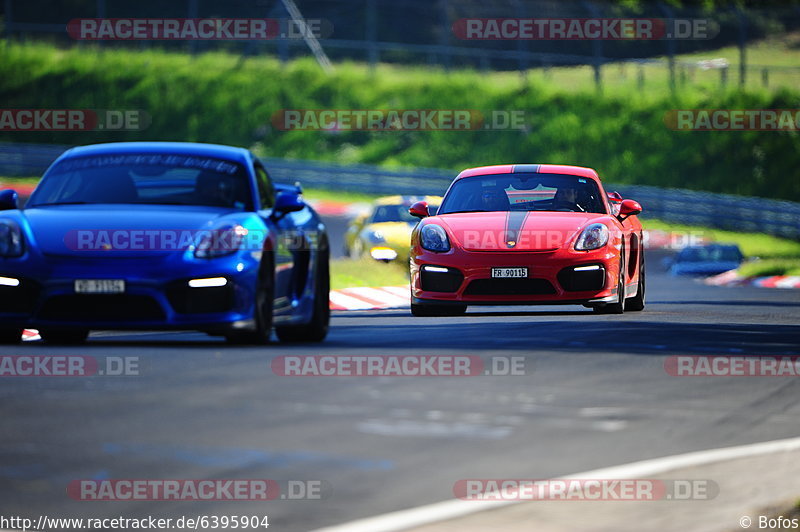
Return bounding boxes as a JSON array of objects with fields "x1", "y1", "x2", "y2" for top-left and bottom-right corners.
[
  {"x1": 409, "y1": 201, "x2": 430, "y2": 219},
  {"x1": 618, "y1": 199, "x2": 643, "y2": 220}
]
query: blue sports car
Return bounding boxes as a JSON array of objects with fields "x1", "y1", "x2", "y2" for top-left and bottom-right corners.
[{"x1": 0, "y1": 142, "x2": 330, "y2": 344}]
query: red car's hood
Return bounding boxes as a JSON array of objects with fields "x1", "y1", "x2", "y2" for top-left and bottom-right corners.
[{"x1": 437, "y1": 211, "x2": 607, "y2": 251}]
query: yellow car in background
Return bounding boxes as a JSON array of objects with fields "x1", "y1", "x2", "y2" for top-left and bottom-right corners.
[{"x1": 344, "y1": 195, "x2": 442, "y2": 263}]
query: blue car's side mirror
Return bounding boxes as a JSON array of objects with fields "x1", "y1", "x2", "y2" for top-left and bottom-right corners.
[
  {"x1": 273, "y1": 191, "x2": 305, "y2": 214},
  {"x1": 0, "y1": 190, "x2": 19, "y2": 211}
]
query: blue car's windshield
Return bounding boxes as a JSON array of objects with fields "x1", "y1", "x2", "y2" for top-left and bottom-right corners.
[
  {"x1": 438, "y1": 173, "x2": 607, "y2": 215},
  {"x1": 29, "y1": 153, "x2": 253, "y2": 210}
]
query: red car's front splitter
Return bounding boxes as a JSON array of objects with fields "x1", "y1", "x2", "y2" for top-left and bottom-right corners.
[{"x1": 410, "y1": 247, "x2": 624, "y2": 306}]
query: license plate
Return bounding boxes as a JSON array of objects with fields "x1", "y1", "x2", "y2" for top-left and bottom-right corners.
[
  {"x1": 74, "y1": 279, "x2": 125, "y2": 294},
  {"x1": 491, "y1": 267, "x2": 528, "y2": 278}
]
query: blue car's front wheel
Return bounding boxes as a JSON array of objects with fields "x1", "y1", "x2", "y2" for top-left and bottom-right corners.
[
  {"x1": 226, "y1": 255, "x2": 274, "y2": 345},
  {"x1": 275, "y1": 246, "x2": 330, "y2": 343}
]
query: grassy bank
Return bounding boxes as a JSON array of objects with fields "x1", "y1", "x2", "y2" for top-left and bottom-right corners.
[
  {"x1": 1, "y1": 41, "x2": 799, "y2": 201},
  {"x1": 330, "y1": 256, "x2": 407, "y2": 290}
]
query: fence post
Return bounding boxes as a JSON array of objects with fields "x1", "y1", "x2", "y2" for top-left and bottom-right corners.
[
  {"x1": 736, "y1": 8, "x2": 747, "y2": 88},
  {"x1": 269, "y1": 1, "x2": 289, "y2": 66},
  {"x1": 516, "y1": 1, "x2": 529, "y2": 74},
  {"x1": 96, "y1": 0, "x2": 106, "y2": 48},
  {"x1": 439, "y1": 0, "x2": 451, "y2": 70},
  {"x1": 762, "y1": 68, "x2": 769, "y2": 87},
  {"x1": 4, "y1": 0, "x2": 12, "y2": 38},
  {"x1": 187, "y1": 0, "x2": 198, "y2": 55},
  {"x1": 581, "y1": 0, "x2": 604, "y2": 91},
  {"x1": 637, "y1": 63, "x2": 645, "y2": 89},
  {"x1": 366, "y1": 0, "x2": 378, "y2": 71},
  {"x1": 720, "y1": 66, "x2": 728, "y2": 87},
  {"x1": 658, "y1": 2, "x2": 676, "y2": 92}
]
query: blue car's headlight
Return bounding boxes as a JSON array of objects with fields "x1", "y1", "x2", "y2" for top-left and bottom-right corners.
[
  {"x1": 420, "y1": 224, "x2": 450, "y2": 253},
  {"x1": 194, "y1": 224, "x2": 248, "y2": 259},
  {"x1": 0, "y1": 220, "x2": 24, "y2": 257},
  {"x1": 575, "y1": 223, "x2": 609, "y2": 251}
]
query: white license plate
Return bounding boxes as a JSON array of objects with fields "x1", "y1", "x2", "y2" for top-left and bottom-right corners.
[
  {"x1": 74, "y1": 279, "x2": 126, "y2": 294},
  {"x1": 491, "y1": 267, "x2": 528, "y2": 278}
]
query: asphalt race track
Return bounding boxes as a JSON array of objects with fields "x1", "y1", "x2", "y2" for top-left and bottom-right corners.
[{"x1": 1, "y1": 249, "x2": 799, "y2": 531}]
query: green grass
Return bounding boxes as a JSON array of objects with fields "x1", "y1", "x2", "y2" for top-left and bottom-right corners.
[
  {"x1": 0, "y1": 177, "x2": 40, "y2": 186},
  {"x1": 641, "y1": 219, "x2": 800, "y2": 259},
  {"x1": 737, "y1": 259, "x2": 800, "y2": 277},
  {"x1": 641, "y1": 219, "x2": 800, "y2": 277},
  {"x1": 302, "y1": 187, "x2": 378, "y2": 204},
  {"x1": 330, "y1": 256, "x2": 408, "y2": 290},
  {"x1": 2, "y1": 40, "x2": 800, "y2": 201}
]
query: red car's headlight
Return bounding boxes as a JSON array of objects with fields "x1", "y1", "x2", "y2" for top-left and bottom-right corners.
[
  {"x1": 420, "y1": 224, "x2": 450, "y2": 253},
  {"x1": 575, "y1": 223, "x2": 609, "y2": 251}
]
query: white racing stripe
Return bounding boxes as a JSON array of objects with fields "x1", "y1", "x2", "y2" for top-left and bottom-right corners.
[{"x1": 312, "y1": 436, "x2": 800, "y2": 532}]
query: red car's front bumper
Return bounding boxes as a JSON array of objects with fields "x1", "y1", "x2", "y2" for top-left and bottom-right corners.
[{"x1": 410, "y1": 245, "x2": 623, "y2": 306}]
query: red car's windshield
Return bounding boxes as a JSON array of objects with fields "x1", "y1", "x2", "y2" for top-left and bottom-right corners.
[{"x1": 439, "y1": 173, "x2": 607, "y2": 215}]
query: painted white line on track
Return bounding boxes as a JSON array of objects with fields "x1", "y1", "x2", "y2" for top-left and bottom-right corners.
[{"x1": 312, "y1": 436, "x2": 800, "y2": 532}]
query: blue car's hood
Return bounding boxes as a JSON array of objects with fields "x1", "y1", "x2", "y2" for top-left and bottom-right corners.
[{"x1": 22, "y1": 204, "x2": 242, "y2": 257}]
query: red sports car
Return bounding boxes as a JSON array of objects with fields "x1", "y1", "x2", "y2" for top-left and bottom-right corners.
[{"x1": 408, "y1": 164, "x2": 645, "y2": 316}]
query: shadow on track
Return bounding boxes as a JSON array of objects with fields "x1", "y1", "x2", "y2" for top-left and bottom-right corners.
[{"x1": 326, "y1": 320, "x2": 800, "y2": 357}]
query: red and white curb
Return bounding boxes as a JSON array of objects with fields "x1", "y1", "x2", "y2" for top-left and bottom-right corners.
[
  {"x1": 0, "y1": 183, "x2": 36, "y2": 196},
  {"x1": 706, "y1": 270, "x2": 800, "y2": 289},
  {"x1": 309, "y1": 200, "x2": 369, "y2": 218},
  {"x1": 22, "y1": 329, "x2": 40, "y2": 342},
  {"x1": 330, "y1": 286, "x2": 410, "y2": 311}
]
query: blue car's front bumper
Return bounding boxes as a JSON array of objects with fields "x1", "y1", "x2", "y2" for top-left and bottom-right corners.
[{"x1": 0, "y1": 249, "x2": 262, "y2": 332}]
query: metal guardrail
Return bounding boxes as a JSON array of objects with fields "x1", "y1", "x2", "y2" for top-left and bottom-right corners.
[{"x1": 1, "y1": 142, "x2": 798, "y2": 240}]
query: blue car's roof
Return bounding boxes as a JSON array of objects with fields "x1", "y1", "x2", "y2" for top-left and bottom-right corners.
[{"x1": 58, "y1": 142, "x2": 253, "y2": 166}]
